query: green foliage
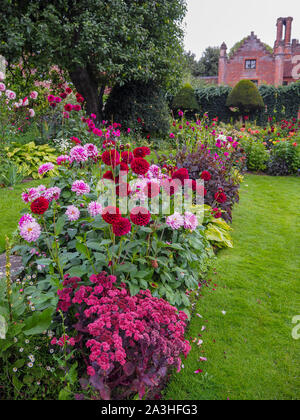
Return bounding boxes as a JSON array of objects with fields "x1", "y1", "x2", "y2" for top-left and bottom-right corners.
[
  {"x1": 197, "y1": 47, "x2": 220, "y2": 77},
  {"x1": 195, "y1": 85, "x2": 233, "y2": 122},
  {"x1": 240, "y1": 137, "x2": 270, "y2": 171},
  {"x1": 267, "y1": 141, "x2": 300, "y2": 175},
  {"x1": 105, "y1": 81, "x2": 170, "y2": 136},
  {"x1": 0, "y1": 0, "x2": 187, "y2": 117},
  {"x1": 0, "y1": 161, "x2": 25, "y2": 187},
  {"x1": 171, "y1": 83, "x2": 199, "y2": 117},
  {"x1": 226, "y1": 80, "x2": 264, "y2": 115},
  {"x1": 5, "y1": 142, "x2": 58, "y2": 179},
  {"x1": 205, "y1": 218, "x2": 233, "y2": 249}
]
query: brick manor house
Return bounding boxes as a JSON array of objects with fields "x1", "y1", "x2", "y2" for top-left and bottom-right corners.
[{"x1": 217, "y1": 17, "x2": 300, "y2": 87}]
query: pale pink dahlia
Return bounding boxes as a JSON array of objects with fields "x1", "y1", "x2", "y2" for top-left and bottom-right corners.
[
  {"x1": 88, "y1": 201, "x2": 103, "y2": 217},
  {"x1": 30, "y1": 91, "x2": 38, "y2": 100},
  {"x1": 38, "y1": 163, "x2": 55, "y2": 175},
  {"x1": 69, "y1": 146, "x2": 88, "y2": 163},
  {"x1": 183, "y1": 211, "x2": 198, "y2": 231},
  {"x1": 166, "y1": 212, "x2": 184, "y2": 230},
  {"x1": 43, "y1": 187, "x2": 61, "y2": 202},
  {"x1": 65, "y1": 206, "x2": 80, "y2": 221},
  {"x1": 71, "y1": 180, "x2": 90, "y2": 196},
  {"x1": 19, "y1": 221, "x2": 41, "y2": 243},
  {"x1": 84, "y1": 143, "x2": 99, "y2": 159}
]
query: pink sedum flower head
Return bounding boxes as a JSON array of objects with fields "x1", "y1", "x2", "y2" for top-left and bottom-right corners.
[
  {"x1": 184, "y1": 212, "x2": 198, "y2": 231},
  {"x1": 38, "y1": 163, "x2": 54, "y2": 175},
  {"x1": 71, "y1": 180, "x2": 90, "y2": 196},
  {"x1": 19, "y1": 221, "x2": 41, "y2": 243},
  {"x1": 88, "y1": 201, "x2": 103, "y2": 217},
  {"x1": 66, "y1": 206, "x2": 80, "y2": 221},
  {"x1": 166, "y1": 212, "x2": 185, "y2": 230},
  {"x1": 70, "y1": 146, "x2": 88, "y2": 163}
]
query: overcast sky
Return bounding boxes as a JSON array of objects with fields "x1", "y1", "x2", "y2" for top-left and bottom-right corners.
[{"x1": 184, "y1": 0, "x2": 300, "y2": 58}]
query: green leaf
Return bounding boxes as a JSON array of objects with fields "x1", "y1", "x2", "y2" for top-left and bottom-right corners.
[{"x1": 24, "y1": 308, "x2": 54, "y2": 336}]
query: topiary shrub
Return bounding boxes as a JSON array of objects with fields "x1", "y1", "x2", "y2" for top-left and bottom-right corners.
[
  {"x1": 226, "y1": 80, "x2": 264, "y2": 118},
  {"x1": 105, "y1": 81, "x2": 170, "y2": 137},
  {"x1": 171, "y1": 83, "x2": 199, "y2": 119}
]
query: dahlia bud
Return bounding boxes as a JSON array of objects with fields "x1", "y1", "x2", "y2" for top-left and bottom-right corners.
[
  {"x1": 151, "y1": 260, "x2": 159, "y2": 269},
  {"x1": 125, "y1": 143, "x2": 131, "y2": 149}
]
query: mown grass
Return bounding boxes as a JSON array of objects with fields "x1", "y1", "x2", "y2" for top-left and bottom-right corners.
[
  {"x1": 0, "y1": 179, "x2": 50, "y2": 253},
  {"x1": 165, "y1": 174, "x2": 300, "y2": 400}
]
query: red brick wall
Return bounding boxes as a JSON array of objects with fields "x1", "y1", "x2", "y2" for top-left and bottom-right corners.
[{"x1": 222, "y1": 38, "x2": 276, "y2": 86}]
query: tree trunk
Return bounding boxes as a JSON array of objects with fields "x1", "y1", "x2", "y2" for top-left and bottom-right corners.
[{"x1": 69, "y1": 66, "x2": 104, "y2": 123}]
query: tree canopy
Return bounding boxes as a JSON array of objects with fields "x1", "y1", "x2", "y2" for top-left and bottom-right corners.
[{"x1": 0, "y1": 0, "x2": 187, "y2": 119}]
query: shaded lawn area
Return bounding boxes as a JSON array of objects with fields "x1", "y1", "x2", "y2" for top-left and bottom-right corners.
[
  {"x1": 0, "y1": 179, "x2": 50, "y2": 253},
  {"x1": 165, "y1": 174, "x2": 300, "y2": 400}
]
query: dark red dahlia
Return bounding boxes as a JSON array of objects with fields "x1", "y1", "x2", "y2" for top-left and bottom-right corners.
[
  {"x1": 112, "y1": 217, "x2": 131, "y2": 236},
  {"x1": 172, "y1": 168, "x2": 189, "y2": 185},
  {"x1": 131, "y1": 158, "x2": 150, "y2": 176},
  {"x1": 102, "y1": 206, "x2": 121, "y2": 224},
  {"x1": 212, "y1": 208, "x2": 222, "y2": 219},
  {"x1": 102, "y1": 149, "x2": 120, "y2": 167},
  {"x1": 121, "y1": 151, "x2": 134, "y2": 164},
  {"x1": 144, "y1": 181, "x2": 160, "y2": 198},
  {"x1": 196, "y1": 185, "x2": 207, "y2": 196},
  {"x1": 59, "y1": 92, "x2": 67, "y2": 99},
  {"x1": 119, "y1": 162, "x2": 129, "y2": 172},
  {"x1": 73, "y1": 104, "x2": 81, "y2": 111},
  {"x1": 65, "y1": 87, "x2": 72, "y2": 94},
  {"x1": 30, "y1": 197, "x2": 49, "y2": 215},
  {"x1": 130, "y1": 207, "x2": 151, "y2": 226},
  {"x1": 102, "y1": 170, "x2": 114, "y2": 181},
  {"x1": 133, "y1": 147, "x2": 151, "y2": 158},
  {"x1": 201, "y1": 171, "x2": 212, "y2": 181},
  {"x1": 215, "y1": 190, "x2": 227, "y2": 203},
  {"x1": 64, "y1": 103, "x2": 73, "y2": 112}
]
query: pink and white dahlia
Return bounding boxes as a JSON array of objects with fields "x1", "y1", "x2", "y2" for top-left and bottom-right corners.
[
  {"x1": 57, "y1": 155, "x2": 71, "y2": 165},
  {"x1": 5, "y1": 90, "x2": 16, "y2": 100},
  {"x1": 43, "y1": 187, "x2": 61, "y2": 202},
  {"x1": 19, "y1": 221, "x2": 41, "y2": 243},
  {"x1": 30, "y1": 91, "x2": 38, "y2": 100},
  {"x1": 22, "y1": 188, "x2": 39, "y2": 203},
  {"x1": 0, "y1": 83, "x2": 5, "y2": 92},
  {"x1": 147, "y1": 164, "x2": 162, "y2": 179},
  {"x1": 71, "y1": 180, "x2": 90, "y2": 196},
  {"x1": 69, "y1": 146, "x2": 88, "y2": 163},
  {"x1": 183, "y1": 212, "x2": 198, "y2": 231},
  {"x1": 38, "y1": 163, "x2": 54, "y2": 175},
  {"x1": 28, "y1": 108, "x2": 35, "y2": 118},
  {"x1": 19, "y1": 213, "x2": 35, "y2": 228},
  {"x1": 166, "y1": 212, "x2": 185, "y2": 230},
  {"x1": 65, "y1": 206, "x2": 80, "y2": 221},
  {"x1": 88, "y1": 201, "x2": 103, "y2": 217},
  {"x1": 84, "y1": 143, "x2": 98, "y2": 159}
]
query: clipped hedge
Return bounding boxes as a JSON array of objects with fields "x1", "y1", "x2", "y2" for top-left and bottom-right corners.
[
  {"x1": 194, "y1": 82, "x2": 300, "y2": 124},
  {"x1": 105, "y1": 81, "x2": 170, "y2": 136},
  {"x1": 171, "y1": 83, "x2": 199, "y2": 118},
  {"x1": 194, "y1": 85, "x2": 233, "y2": 122},
  {"x1": 226, "y1": 80, "x2": 264, "y2": 115}
]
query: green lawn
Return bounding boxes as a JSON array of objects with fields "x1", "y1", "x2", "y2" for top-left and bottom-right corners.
[
  {"x1": 165, "y1": 174, "x2": 300, "y2": 400},
  {"x1": 0, "y1": 179, "x2": 50, "y2": 253}
]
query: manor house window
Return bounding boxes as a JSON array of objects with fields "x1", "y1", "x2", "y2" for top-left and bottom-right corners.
[{"x1": 245, "y1": 59, "x2": 257, "y2": 69}]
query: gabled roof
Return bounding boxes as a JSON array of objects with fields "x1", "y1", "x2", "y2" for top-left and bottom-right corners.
[{"x1": 228, "y1": 32, "x2": 274, "y2": 61}]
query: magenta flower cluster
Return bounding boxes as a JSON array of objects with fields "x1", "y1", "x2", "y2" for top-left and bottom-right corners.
[{"x1": 56, "y1": 272, "x2": 191, "y2": 399}]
